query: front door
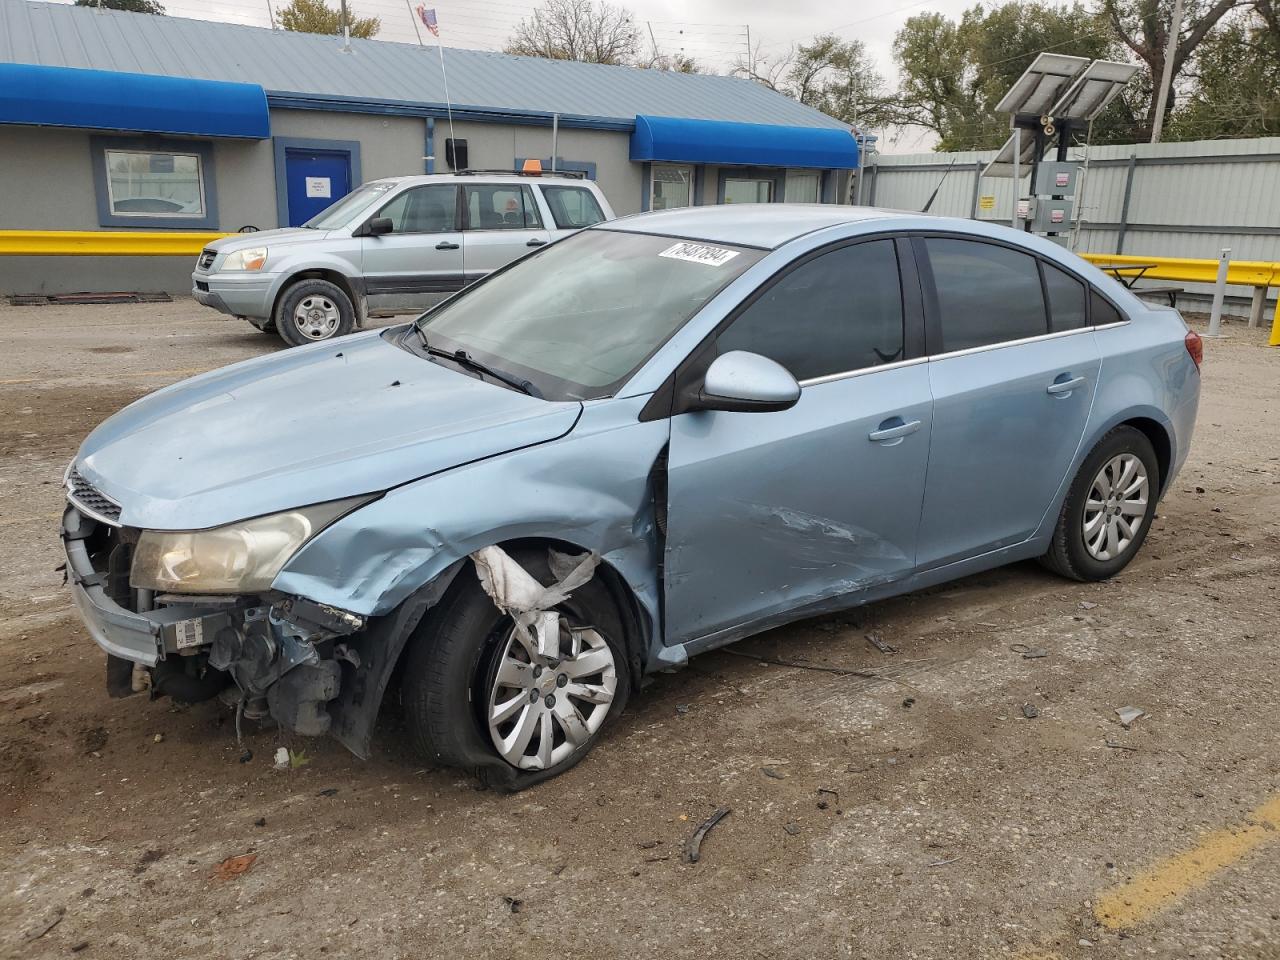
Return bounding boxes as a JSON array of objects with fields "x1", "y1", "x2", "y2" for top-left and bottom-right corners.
[
  {"x1": 913, "y1": 236, "x2": 1101, "y2": 568},
  {"x1": 360, "y1": 183, "x2": 464, "y2": 312},
  {"x1": 284, "y1": 149, "x2": 352, "y2": 226},
  {"x1": 663, "y1": 238, "x2": 932, "y2": 646}
]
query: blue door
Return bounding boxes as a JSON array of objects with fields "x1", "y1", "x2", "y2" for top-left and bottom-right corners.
[{"x1": 284, "y1": 150, "x2": 352, "y2": 226}]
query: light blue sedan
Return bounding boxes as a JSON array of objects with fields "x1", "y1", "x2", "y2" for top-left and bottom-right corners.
[{"x1": 62, "y1": 206, "x2": 1201, "y2": 789}]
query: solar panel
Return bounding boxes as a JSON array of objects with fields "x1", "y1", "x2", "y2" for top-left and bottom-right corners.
[
  {"x1": 993, "y1": 53, "x2": 1090, "y2": 118},
  {"x1": 981, "y1": 131, "x2": 1039, "y2": 178},
  {"x1": 1048, "y1": 59, "x2": 1140, "y2": 121}
]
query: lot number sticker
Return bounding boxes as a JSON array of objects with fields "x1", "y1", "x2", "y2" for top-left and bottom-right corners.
[
  {"x1": 305, "y1": 177, "x2": 332, "y2": 198},
  {"x1": 174, "y1": 618, "x2": 204, "y2": 650},
  {"x1": 659, "y1": 242, "x2": 739, "y2": 267}
]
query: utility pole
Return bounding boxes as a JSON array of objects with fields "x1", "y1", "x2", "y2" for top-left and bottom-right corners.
[
  {"x1": 340, "y1": 0, "x2": 351, "y2": 52},
  {"x1": 1150, "y1": 0, "x2": 1183, "y2": 143}
]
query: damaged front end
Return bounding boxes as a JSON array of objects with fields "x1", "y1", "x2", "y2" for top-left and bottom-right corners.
[{"x1": 62, "y1": 504, "x2": 370, "y2": 741}]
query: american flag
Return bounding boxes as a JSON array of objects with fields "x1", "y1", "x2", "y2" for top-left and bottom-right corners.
[{"x1": 416, "y1": 5, "x2": 439, "y2": 36}]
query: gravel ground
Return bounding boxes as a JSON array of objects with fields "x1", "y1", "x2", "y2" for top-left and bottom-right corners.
[{"x1": 1, "y1": 300, "x2": 1278, "y2": 960}]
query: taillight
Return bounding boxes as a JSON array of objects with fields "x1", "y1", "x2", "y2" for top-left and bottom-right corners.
[{"x1": 1185, "y1": 330, "x2": 1203, "y2": 370}]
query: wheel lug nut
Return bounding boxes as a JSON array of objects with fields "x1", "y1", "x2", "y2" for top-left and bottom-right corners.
[
  {"x1": 529, "y1": 689, "x2": 540, "y2": 703},
  {"x1": 556, "y1": 673, "x2": 568, "y2": 688},
  {"x1": 544, "y1": 694, "x2": 556, "y2": 708},
  {"x1": 532, "y1": 665, "x2": 543, "y2": 679}
]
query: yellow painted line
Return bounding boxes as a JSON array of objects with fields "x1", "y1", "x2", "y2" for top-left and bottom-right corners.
[
  {"x1": 0, "y1": 230, "x2": 232, "y2": 257},
  {"x1": 1094, "y1": 793, "x2": 1280, "y2": 931}
]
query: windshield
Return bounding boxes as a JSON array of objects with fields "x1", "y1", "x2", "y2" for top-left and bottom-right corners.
[
  {"x1": 303, "y1": 181, "x2": 397, "y2": 229},
  {"x1": 412, "y1": 229, "x2": 763, "y2": 400}
]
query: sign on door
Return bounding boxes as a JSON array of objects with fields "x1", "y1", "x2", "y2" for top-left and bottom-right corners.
[{"x1": 305, "y1": 177, "x2": 332, "y2": 198}]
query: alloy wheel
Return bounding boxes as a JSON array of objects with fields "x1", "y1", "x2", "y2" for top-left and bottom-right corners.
[
  {"x1": 1082, "y1": 453, "x2": 1149, "y2": 561},
  {"x1": 486, "y1": 620, "x2": 617, "y2": 771},
  {"x1": 293, "y1": 296, "x2": 340, "y2": 340}
]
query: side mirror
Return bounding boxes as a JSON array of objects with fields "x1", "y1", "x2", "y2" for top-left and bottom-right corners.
[
  {"x1": 695, "y1": 350, "x2": 800, "y2": 413},
  {"x1": 362, "y1": 217, "x2": 393, "y2": 237}
]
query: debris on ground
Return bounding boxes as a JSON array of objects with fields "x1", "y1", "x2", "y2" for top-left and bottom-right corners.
[
  {"x1": 254, "y1": 817, "x2": 267, "y2": 827},
  {"x1": 927, "y1": 856, "x2": 961, "y2": 867},
  {"x1": 23, "y1": 905, "x2": 65, "y2": 941},
  {"x1": 318, "y1": 788, "x2": 339, "y2": 797},
  {"x1": 1115, "y1": 706, "x2": 1146, "y2": 728},
  {"x1": 502, "y1": 895, "x2": 523, "y2": 914},
  {"x1": 865, "y1": 633, "x2": 898, "y2": 654},
  {"x1": 675, "y1": 704, "x2": 690, "y2": 716},
  {"x1": 238, "y1": 748, "x2": 253, "y2": 764},
  {"x1": 81, "y1": 726, "x2": 108, "y2": 754},
  {"x1": 1022, "y1": 703, "x2": 1040, "y2": 719},
  {"x1": 133, "y1": 849, "x2": 164, "y2": 874},
  {"x1": 783, "y1": 821, "x2": 801, "y2": 836},
  {"x1": 902, "y1": 697, "x2": 915, "y2": 709},
  {"x1": 1080, "y1": 601, "x2": 1099, "y2": 610},
  {"x1": 1010, "y1": 643, "x2": 1048, "y2": 659},
  {"x1": 71, "y1": 941, "x2": 89, "y2": 952},
  {"x1": 761, "y1": 766, "x2": 786, "y2": 780},
  {"x1": 152, "y1": 733, "x2": 163, "y2": 744},
  {"x1": 817, "y1": 787, "x2": 839, "y2": 811},
  {"x1": 1104, "y1": 740, "x2": 1139, "y2": 751},
  {"x1": 211, "y1": 854, "x2": 257, "y2": 881},
  {"x1": 273, "y1": 747, "x2": 290, "y2": 770},
  {"x1": 686, "y1": 807, "x2": 731, "y2": 864}
]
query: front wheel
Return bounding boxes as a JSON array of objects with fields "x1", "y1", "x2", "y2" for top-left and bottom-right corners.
[
  {"x1": 274, "y1": 279, "x2": 355, "y2": 347},
  {"x1": 400, "y1": 549, "x2": 631, "y2": 790},
  {"x1": 1040, "y1": 425, "x2": 1161, "y2": 581}
]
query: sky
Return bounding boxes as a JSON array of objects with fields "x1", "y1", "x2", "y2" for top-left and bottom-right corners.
[{"x1": 53, "y1": 0, "x2": 995, "y2": 151}]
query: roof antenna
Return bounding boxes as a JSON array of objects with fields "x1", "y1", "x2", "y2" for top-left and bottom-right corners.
[{"x1": 921, "y1": 158, "x2": 956, "y2": 213}]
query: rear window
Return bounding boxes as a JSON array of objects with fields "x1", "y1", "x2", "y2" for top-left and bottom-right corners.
[
  {"x1": 1091, "y1": 289, "x2": 1124, "y2": 326},
  {"x1": 1042, "y1": 261, "x2": 1088, "y2": 332},
  {"x1": 924, "y1": 237, "x2": 1047, "y2": 352},
  {"x1": 541, "y1": 186, "x2": 606, "y2": 229}
]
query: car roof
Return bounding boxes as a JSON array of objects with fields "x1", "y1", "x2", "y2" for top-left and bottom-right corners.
[
  {"x1": 367, "y1": 174, "x2": 595, "y2": 187},
  {"x1": 604, "y1": 204, "x2": 903, "y2": 250}
]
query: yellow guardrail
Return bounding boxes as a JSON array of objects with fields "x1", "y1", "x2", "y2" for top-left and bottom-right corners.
[
  {"x1": 1079, "y1": 253, "x2": 1280, "y2": 346},
  {"x1": 0, "y1": 230, "x2": 233, "y2": 256}
]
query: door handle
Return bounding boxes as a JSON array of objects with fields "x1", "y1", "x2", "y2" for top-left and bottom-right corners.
[
  {"x1": 526, "y1": 239, "x2": 547, "y2": 247},
  {"x1": 1046, "y1": 375, "x2": 1086, "y2": 396},
  {"x1": 868, "y1": 418, "x2": 922, "y2": 443},
  {"x1": 435, "y1": 241, "x2": 460, "y2": 250}
]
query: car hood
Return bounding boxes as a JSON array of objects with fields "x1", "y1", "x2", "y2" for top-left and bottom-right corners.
[
  {"x1": 209, "y1": 228, "x2": 326, "y2": 254},
  {"x1": 75, "y1": 330, "x2": 582, "y2": 530}
]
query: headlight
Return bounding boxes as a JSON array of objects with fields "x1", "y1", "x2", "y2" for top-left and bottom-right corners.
[
  {"x1": 222, "y1": 247, "x2": 268, "y2": 272},
  {"x1": 130, "y1": 497, "x2": 368, "y2": 594}
]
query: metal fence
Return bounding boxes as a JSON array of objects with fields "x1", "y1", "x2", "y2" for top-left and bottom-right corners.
[{"x1": 865, "y1": 136, "x2": 1280, "y2": 315}]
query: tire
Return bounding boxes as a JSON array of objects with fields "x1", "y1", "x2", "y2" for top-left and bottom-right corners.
[
  {"x1": 274, "y1": 278, "x2": 355, "y2": 347},
  {"x1": 401, "y1": 548, "x2": 631, "y2": 791},
  {"x1": 1039, "y1": 425, "x2": 1161, "y2": 582}
]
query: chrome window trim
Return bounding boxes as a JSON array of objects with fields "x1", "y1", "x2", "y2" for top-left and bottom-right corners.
[
  {"x1": 799, "y1": 355, "x2": 927, "y2": 387},
  {"x1": 926, "y1": 319, "x2": 1130, "y2": 363}
]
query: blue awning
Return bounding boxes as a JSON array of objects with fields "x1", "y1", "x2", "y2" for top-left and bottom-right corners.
[
  {"x1": 0, "y1": 64, "x2": 270, "y2": 139},
  {"x1": 631, "y1": 115, "x2": 858, "y2": 170}
]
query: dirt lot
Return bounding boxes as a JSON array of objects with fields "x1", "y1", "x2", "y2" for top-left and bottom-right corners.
[{"x1": 1, "y1": 300, "x2": 1278, "y2": 960}]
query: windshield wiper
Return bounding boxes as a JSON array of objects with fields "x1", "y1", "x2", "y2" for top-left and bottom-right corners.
[{"x1": 416, "y1": 329, "x2": 543, "y2": 399}]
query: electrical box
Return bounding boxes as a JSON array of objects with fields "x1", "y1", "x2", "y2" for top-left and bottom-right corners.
[
  {"x1": 1032, "y1": 161, "x2": 1078, "y2": 196},
  {"x1": 445, "y1": 138, "x2": 468, "y2": 170},
  {"x1": 1030, "y1": 198, "x2": 1073, "y2": 233}
]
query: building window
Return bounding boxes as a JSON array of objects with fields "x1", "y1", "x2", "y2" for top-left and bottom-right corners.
[
  {"x1": 785, "y1": 171, "x2": 820, "y2": 203},
  {"x1": 723, "y1": 177, "x2": 774, "y2": 203},
  {"x1": 90, "y1": 136, "x2": 218, "y2": 229},
  {"x1": 651, "y1": 165, "x2": 693, "y2": 209}
]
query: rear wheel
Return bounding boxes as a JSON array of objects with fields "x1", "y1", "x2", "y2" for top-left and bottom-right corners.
[
  {"x1": 401, "y1": 549, "x2": 630, "y2": 790},
  {"x1": 275, "y1": 279, "x2": 355, "y2": 346},
  {"x1": 1040, "y1": 425, "x2": 1160, "y2": 581}
]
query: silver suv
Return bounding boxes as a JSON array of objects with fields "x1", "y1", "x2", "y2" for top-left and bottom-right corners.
[{"x1": 192, "y1": 172, "x2": 614, "y2": 345}]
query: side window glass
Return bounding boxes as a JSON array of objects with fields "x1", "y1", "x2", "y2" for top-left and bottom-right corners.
[
  {"x1": 464, "y1": 184, "x2": 542, "y2": 230},
  {"x1": 1090, "y1": 289, "x2": 1124, "y2": 326},
  {"x1": 924, "y1": 238, "x2": 1047, "y2": 351},
  {"x1": 542, "y1": 186, "x2": 606, "y2": 229},
  {"x1": 716, "y1": 239, "x2": 905, "y2": 382},
  {"x1": 1042, "y1": 261, "x2": 1088, "y2": 332},
  {"x1": 377, "y1": 185, "x2": 456, "y2": 234}
]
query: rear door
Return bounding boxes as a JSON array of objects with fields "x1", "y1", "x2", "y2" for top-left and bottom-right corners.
[
  {"x1": 663, "y1": 238, "x2": 933, "y2": 645},
  {"x1": 913, "y1": 235, "x2": 1101, "y2": 569},
  {"x1": 360, "y1": 183, "x2": 463, "y2": 311},
  {"x1": 460, "y1": 182, "x2": 551, "y2": 282}
]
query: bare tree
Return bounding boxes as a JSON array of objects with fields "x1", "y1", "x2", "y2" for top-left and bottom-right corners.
[{"x1": 506, "y1": 0, "x2": 639, "y2": 65}]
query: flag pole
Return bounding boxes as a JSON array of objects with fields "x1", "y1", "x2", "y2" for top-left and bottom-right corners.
[
  {"x1": 436, "y1": 40, "x2": 456, "y2": 165},
  {"x1": 405, "y1": 0, "x2": 423, "y2": 46}
]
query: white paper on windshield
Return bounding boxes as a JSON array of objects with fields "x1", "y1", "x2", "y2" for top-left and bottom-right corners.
[{"x1": 659, "y1": 241, "x2": 739, "y2": 267}]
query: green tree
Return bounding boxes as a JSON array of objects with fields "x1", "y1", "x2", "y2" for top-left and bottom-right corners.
[
  {"x1": 893, "y1": 2, "x2": 1125, "y2": 151},
  {"x1": 73, "y1": 0, "x2": 165, "y2": 13},
  {"x1": 1102, "y1": 0, "x2": 1244, "y2": 140},
  {"x1": 1166, "y1": 5, "x2": 1280, "y2": 139},
  {"x1": 278, "y1": 0, "x2": 380, "y2": 39},
  {"x1": 735, "y1": 34, "x2": 894, "y2": 129}
]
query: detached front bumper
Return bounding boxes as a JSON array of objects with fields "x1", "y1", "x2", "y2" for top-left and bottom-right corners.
[
  {"x1": 62, "y1": 507, "x2": 235, "y2": 667},
  {"x1": 191, "y1": 271, "x2": 279, "y2": 320}
]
